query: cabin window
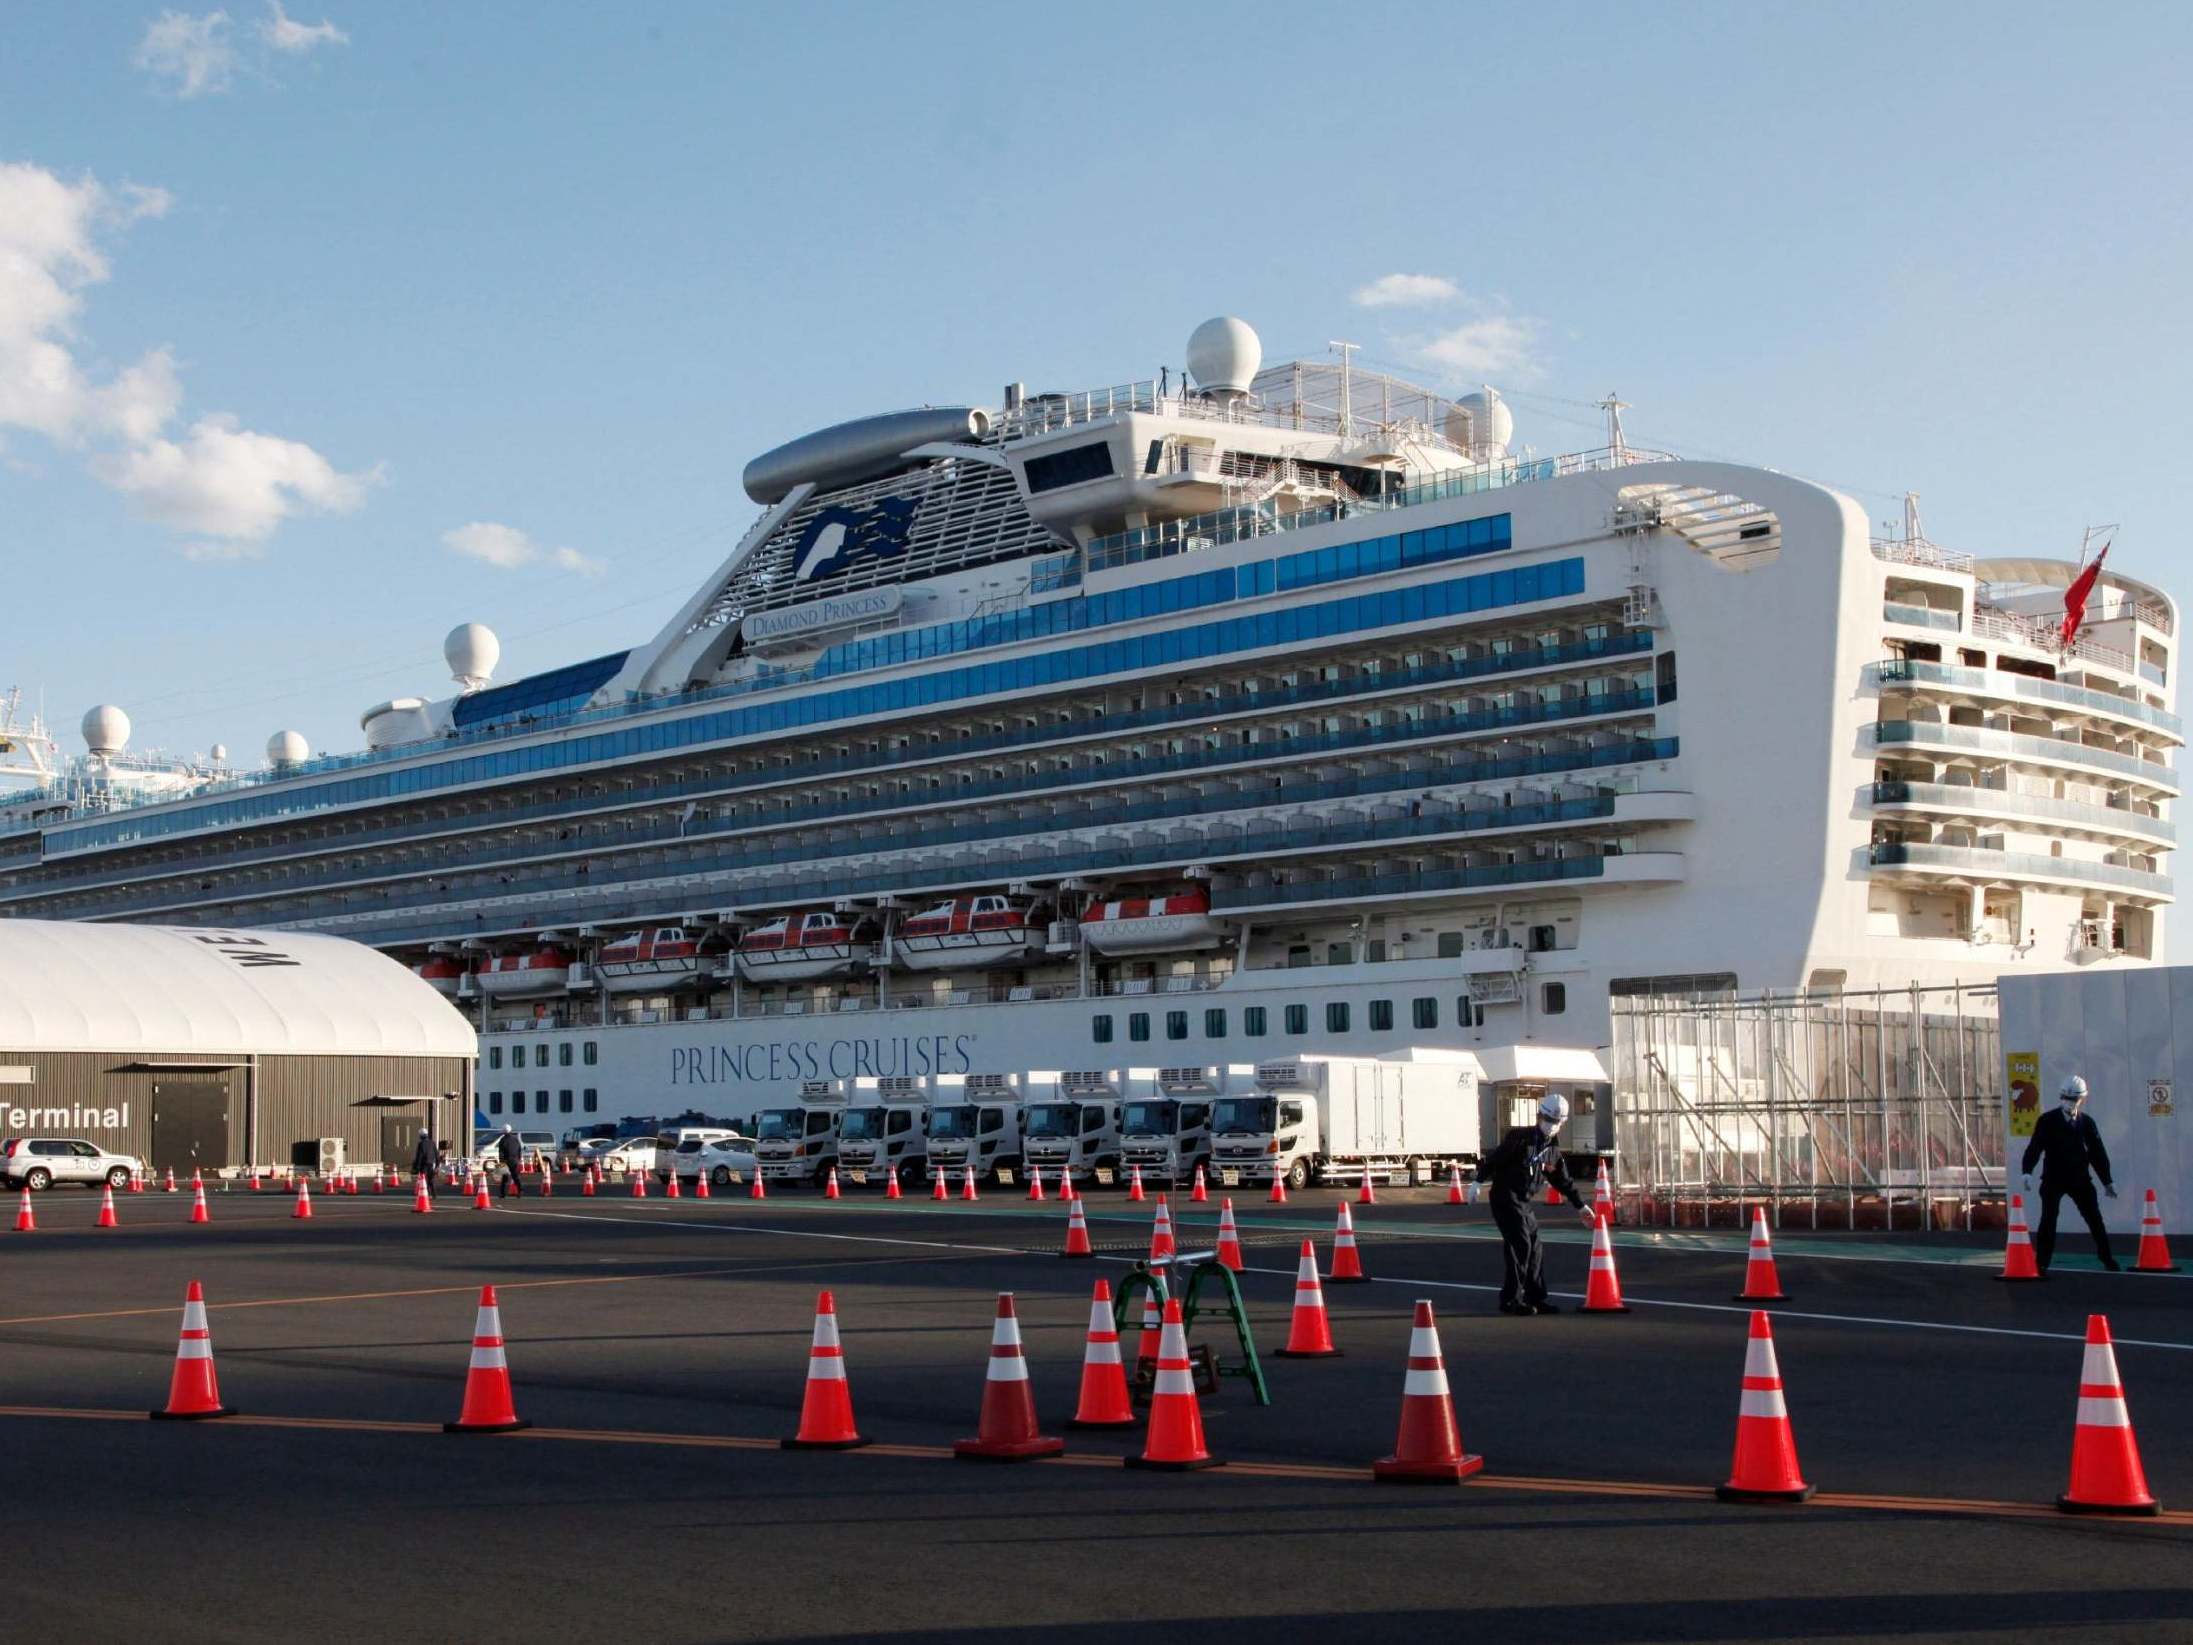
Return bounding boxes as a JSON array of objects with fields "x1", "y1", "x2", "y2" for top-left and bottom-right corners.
[
  {"x1": 1541, "y1": 983, "x2": 1567, "y2": 1015},
  {"x1": 1456, "y1": 997, "x2": 1483, "y2": 1028},
  {"x1": 583, "y1": 1043, "x2": 598, "y2": 1066},
  {"x1": 1412, "y1": 997, "x2": 1438, "y2": 1030},
  {"x1": 1655, "y1": 650, "x2": 1678, "y2": 704},
  {"x1": 1327, "y1": 1002, "x2": 1350, "y2": 1033},
  {"x1": 1436, "y1": 932, "x2": 1465, "y2": 958},
  {"x1": 1244, "y1": 1007, "x2": 1268, "y2": 1037},
  {"x1": 534, "y1": 1045, "x2": 550, "y2": 1068},
  {"x1": 1025, "y1": 441, "x2": 1116, "y2": 493},
  {"x1": 487, "y1": 1092, "x2": 503, "y2": 1114},
  {"x1": 1092, "y1": 1015, "x2": 1115, "y2": 1044},
  {"x1": 1369, "y1": 999, "x2": 1394, "y2": 1031},
  {"x1": 583, "y1": 1090, "x2": 599, "y2": 1112},
  {"x1": 559, "y1": 1090, "x2": 574, "y2": 1112},
  {"x1": 1204, "y1": 1008, "x2": 1227, "y2": 1038},
  {"x1": 1166, "y1": 1011, "x2": 1188, "y2": 1041},
  {"x1": 1285, "y1": 1004, "x2": 1308, "y2": 1035},
  {"x1": 559, "y1": 1044, "x2": 574, "y2": 1067},
  {"x1": 511, "y1": 1093, "x2": 525, "y2": 1113},
  {"x1": 488, "y1": 1047, "x2": 502, "y2": 1070},
  {"x1": 1129, "y1": 1013, "x2": 1150, "y2": 1043}
]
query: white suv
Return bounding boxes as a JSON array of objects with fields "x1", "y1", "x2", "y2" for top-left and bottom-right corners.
[
  {"x1": 656, "y1": 1127, "x2": 748, "y2": 1186},
  {"x1": 1, "y1": 1137, "x2": 147, "y2": 1192}
]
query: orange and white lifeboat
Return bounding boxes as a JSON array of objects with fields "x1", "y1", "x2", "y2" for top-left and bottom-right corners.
[
  {"x1": 1079, "y1": 888, "x2": 1226, "y2": 955},
  {"x1": 477, "y1": 943, "x2": 575, "y2": 999},
  {"x1": 414, "y1": 954, "x2": 469, "y2": 997},
  {"x1": 735, "y1": 910, "x2": 879, "y2": 982},
  {"x1": 595, "y1": 925, "x2": 705, "y2": 993},
  {"x1": 892, "y1": 894, "x2": 1043, "y2": 972}
]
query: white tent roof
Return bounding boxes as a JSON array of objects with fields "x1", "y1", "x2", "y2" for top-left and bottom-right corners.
[{"x1": 0, "y1": 921, "x2": 477, "y2": 1059}]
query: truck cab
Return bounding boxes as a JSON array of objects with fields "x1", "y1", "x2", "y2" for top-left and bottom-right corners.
[
  {"x1": 1021, "y1": 1071, "x2": 1122, "y2": 1185},
  {"x1": 753, "y1": 1080, "x2": 848, "y2": 1185},
  {"x1": 836, "y1": 1075, "x2": 930, "y2": 1186},
  {"x1": 923, "y1": 1072, "x2": 1023, "y2": 1187},
  {"x1": 1211, "y1": 1061, "x2": 1326, "y2": 1192},
  {"x1": 1117, "y1": 1066, "x2": 1221, "y2": 1188}
]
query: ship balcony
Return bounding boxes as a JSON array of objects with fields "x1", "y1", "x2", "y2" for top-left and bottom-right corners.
[
  {"x1": 1211, "y1": 847, "x2": 1685, "y2": 915},
  {"x1": 1866, "y1": 780, "x2": 2174, "y2": 849},
  {"x1": 1870, "y1": 660, "x2": 2179, "y2": 744},
  {"x1": 1869, "y1": 720, "x2": 2177, "y2": 797},
  {"x1": 1866, "y1": 841, "x2": 2171, "y2": 905}
]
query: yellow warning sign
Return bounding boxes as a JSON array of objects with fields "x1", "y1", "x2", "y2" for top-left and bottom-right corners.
[
  {"x1": 2007, "y1": 1051, "x2": 2042, "y2": 1136},
  {"x1": 2150, "y1": 1079, "x2": 2174, "y2": 1118}
]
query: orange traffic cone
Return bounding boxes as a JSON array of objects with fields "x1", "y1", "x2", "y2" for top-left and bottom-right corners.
[
  {"x1": 692, "y1": 1169, "x2": 709, "y2": 1199},
  {"x1": 750, "y1": 1168, "x2": 767, "y2": 1200},
  {"x1": 1067, "y1": 1279, "x2": 1134, "y2": 1429},
  {"x1": 782, "y1": 1291, "x2": 868, "y2": 1449},
  {"x1": 12, "y1": 1187, "x2": 31, "y2": 1233},
  {"x1": 1593, "y1": 1160, "x2": 1614, "y2": 1224},
  {"x1": 1191, "y1": 1165, "x2": 1208, "y2": 1204},
  {"x1": 1276, "y1": 1238, "x2": 1340, "y2": 1358},
  {"x1": 133, "y1": 1169, "x2": 148, "y2": 1194},
  {"x1": 2132, "y1": 1190, "x2": 2177, "y2": 1273},
  {"x1": 1715, "y1": 1312, "x2": 1810, "y2": 1502},
  {"x1": 165, "y1": 1169, "x2": 177, "y2": 1193},
  {"x1": 1135, "y1": 1282, "x2": 1164, "y2": 1371},
  {"x1": 472, "y1": 1175, "x2": 491, "y2": 1211},
  {"x1": 1733, "y1": 1206, "x2": 1787, "y2": 1301},
  {"x1": 373, "y1": 1167, "x2": 386, "y2": 1193},
  {"x1": 1128, "y1": 1166, "x2": 1146, "y2": 1203},
  {"x1": 413, "y1": 1175, "x2": 433, "y2": 1214},
  {"x1": 189, "y1": 1179, "x2": 210, "y2": 1225},
  {"x1": 953, "y1": 1294, "x2": 1063, "y2": 1461},
  {"x1": 1123, "y1": 1298, "x2": 1217, "y2": 1470},
  {"x1": 931, "y1": 1171, "x2": 948, "y2": 1201},
  {"x1": 886, "y1": 1166, "x2": 902, "y2": 1200},
  {"x1": 1059, "y1": 1164, "x2": 1076, "y2": 1202},
  {"x1": 631, "y1": 1171, "x2": 647, "y2": 1198},
  {"x1": 1996, "y1": 1195, "x2": 2041, "y2": 1281},
  {"x1": 150, "y1": 1281, "x2": 232, "y2": 1420},
  {"x1": 1581, "y1": 1211, "x2": 1628, "y2": 1312},
  {"x1": 537, "y1": 1165, "x2": 552, "y2": 1197},
  {"x1": 960, "y1": 1166, "x2": 979, "y2": 1202},
  {"x1": 1373, "y1": 1300, "x2": 1481, "y2": 1482},
  {"x1": 665, "y1": 1171, "x2": 681, "y2": 1199},
  {"x1": 445, "y1": 1285, "x2": 528, "y2": 1432},
  {"x1": 1061, "y1": 1197, "x2": 1094, "y2": 1258},
  {"x1": 824, "y1": 1168, "x2": 840, "y2": 1201},
  {"x1": 97, "y1": 1184, "x2": 119, "y2": 1228},
  {"x1": 292, "y1": 1180, "x2": 313, "y2": 1220},
  {"x1": 2058, "y1": 1314, "x2": 2157, "y2": 1515},
  {"x1": 1027, "y1": 1164, "x2": 1045, "y2": 1202},
  {"x1": 1148, "y1": 1196, "x2": 1176, "y2": 1264},
  {"x1": 580, "y1": 1170, "x2": 595, "y2": 1197},
  {"x1": 1446, "y1": 1164, "x2": 1465, "y2": 1206},
  {"x1": 1267, "y1": 1171, "x2": 1288, "y2": 1205},
  {"x1": 346, "y1": 1172, "x2": 360, "y2": 1195},
  {"x1": 1357, "y1": 1163, "x2": 1376, "y2": 1206},
  {"x1": 1329, "y1": 1201, "x2": 1368, "y2": 1283},
  {"x1": 1215, "y1": 1198, "x2": 1244, "y2": 1272}
]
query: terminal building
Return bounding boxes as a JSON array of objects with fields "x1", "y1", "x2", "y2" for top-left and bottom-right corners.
[{"x1": 0, "y1": 921, "x2": 476, "y2": 1176}]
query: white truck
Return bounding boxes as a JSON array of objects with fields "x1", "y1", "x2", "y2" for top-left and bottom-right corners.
[
  {"x1": 1209, "y1": 1055, "x2": 1479, "y2": 1191},
  {"x1": 835, "y1": 1075, "x2": 931, "y2": 1187},
  {"x1": 1020, "y1": 1070, "x2": 1123, "y2": 1186},
  {"x1": 1116, "y1": 1065, "x2": 1224, "y2": 1188},
  {"x1": 752, "y1": 1079, "x2": 849, "y2": 1186},
  {"x1": 923, "y1": 1072, "x2": 1024, "y2": 1187}
]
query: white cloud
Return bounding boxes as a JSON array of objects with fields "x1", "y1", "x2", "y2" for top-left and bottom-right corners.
[
  {"x1": 1416, "y1": 314, "x2": 1544, "y2": 382},
  {"x1": 135, "y1": 10, "x2": 237, "y2": 98},
  {"x1": 444, "y1": 522, "x2": 603, "y2": 576},
  {"x1": 97, "y1": 414, "x2": 377, "y2": 540},
  {"x1": 261, "y1": 2, "x2": 348, "y2": 53},
  {"x1": 1352, "y1": 273, "x2": 1464, "y2": 309}
]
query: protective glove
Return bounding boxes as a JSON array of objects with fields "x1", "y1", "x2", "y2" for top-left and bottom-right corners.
[
  {"x1": 2105, "y1": 1183, "x2": 2118, "y2": 1198},
  {"x1": 2021, "y1": 1174, "x2": 2034, "y2": 1193},
  {"x1": 1577, "y1": 1206, "x2": 1600, "y2": 1231}
]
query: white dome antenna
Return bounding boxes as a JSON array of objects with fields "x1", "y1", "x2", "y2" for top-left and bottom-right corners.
[
  {"x1": 445, "y1": 623, "x2": 501, "y2": 693},
  {"x1": 267, "y1": 730, "x2": 310, "y2": 768},
  {"x1": 210, "y1": 743, "x2": 229, "y2": 764},
  {"x1": 81, "y1": 704, "x2": 130, "y2": 759},
  {"x1": 1445, "y1": 386, "x2": 1514, "y2": 463},
  {"x1": 1186, "y1": 316, "x2": 1262, "y2": 402}
]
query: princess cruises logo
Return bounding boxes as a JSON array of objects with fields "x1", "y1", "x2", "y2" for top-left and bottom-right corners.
[{"x1": 789, "y1": 497, "x2": 919, "y2": 583}]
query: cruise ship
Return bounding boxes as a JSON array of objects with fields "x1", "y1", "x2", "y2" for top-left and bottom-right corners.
[{"x1": 0, "y1": 317, "x2": 2177, "y2": 1141}]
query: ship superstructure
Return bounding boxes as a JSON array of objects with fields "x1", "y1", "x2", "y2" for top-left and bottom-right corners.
[{"x1": 0, "y1": 318, "x2": 2176, "y2": 1137}]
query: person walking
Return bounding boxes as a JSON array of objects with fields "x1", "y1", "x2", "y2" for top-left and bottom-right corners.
[
  {"x1": 496, "y1": 1123, "x2": 525, "y2": 1200},
  {"x1": 2020, "y1": 1074, "x2": 2120, "y2": 1272},
  {"x1": 410, "y1": 1124, "x2": 437, "y2": 1199},
  {"x1": 1478, "y1": 1093, "x2": 1598, "y2": 1314}
]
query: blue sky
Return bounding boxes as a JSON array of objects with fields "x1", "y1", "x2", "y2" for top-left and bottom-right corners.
[{"x1": 4, "y1": 2, "x2": 2189, "y2": 771}]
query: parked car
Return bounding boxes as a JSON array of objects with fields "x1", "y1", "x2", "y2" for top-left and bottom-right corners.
[
  {"x1": 565, "y1": 1136, "x2": 625, "y2": 1173},
  {"x1": 595, "y1": 1137, "x2": 659, "y2": 1176},
  {"x1": 695, "y1": 1136, "x2": 761, "y2": 1187},
  {"x1": 470, "y1": 1129, "x2": 560, "y2": 1171},
  {"x1": 655, "y1": 1127, "x2": 749, "y2": 1186},
  {"x1": 0, "y1": 1137, "x2": 146, "y2": 1191}
]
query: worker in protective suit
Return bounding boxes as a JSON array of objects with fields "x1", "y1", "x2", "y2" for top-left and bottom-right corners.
[
  {"x1": 2019, "y1": 1074, "x2": 2120, "y2": 1272},
  {"x1": 1479, "y1": 1093, "x2": 1599, "y2": 1313}
]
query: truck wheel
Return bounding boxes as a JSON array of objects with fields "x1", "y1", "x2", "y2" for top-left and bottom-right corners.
[{"x1": 1284, "y1": 1159, "x2": 1311, "y2": 1193}]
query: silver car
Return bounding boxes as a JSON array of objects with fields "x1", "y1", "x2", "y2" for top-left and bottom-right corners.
[{"x1": 1, "y1": 1137, "x2": 147, "y2": 1192}]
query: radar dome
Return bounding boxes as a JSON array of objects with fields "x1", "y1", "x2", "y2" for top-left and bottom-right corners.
[
  {"x1": 445, "y1": 622, "x2": 501, "y2": 692},
  {"x1": 1186, "y1": 316, "x2": 1262, "y2": 399},
  {"x1": 1445, "y1": 387, "x2": 1515, "y2": 461},
  {"x1": 81, "y1": 705, "x2": 130, "y2": 757},
  {"x1": 210, "y1": 743, "x2": 228, "y2": 763},
  {"x1": 267, "y1": 730, "x2": 310, "y2": 768}
]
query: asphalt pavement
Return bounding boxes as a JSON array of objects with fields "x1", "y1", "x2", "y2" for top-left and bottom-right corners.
[{"x1": 0, "y1": 1178, "x2": 2186, "y2": 1644}]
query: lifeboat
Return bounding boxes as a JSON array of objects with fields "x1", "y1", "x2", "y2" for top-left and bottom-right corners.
[
  {"x1": 476, "y1": 943, "x2": 576, "y2": 999},
  {"x1": 892, "y1": 894, "x2": 1044, "y2": 972},
  {"x1": 414, "y1": 955, "x2": 469, "y2": 997},
  {"x1": 595, "y1": 925, "x2": 705, "y2": 993},
  {"x1": 735, "y1": 910, "x2": 880, "y2": 982},
  {"x1": 1079, "y1": 888, "x2": 1227, "y2": 955}
]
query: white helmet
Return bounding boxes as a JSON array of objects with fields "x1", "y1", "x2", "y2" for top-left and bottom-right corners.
[
  {"x1": 1538, "y1": 1092, "x2": 1571, "y2": 1127},
  {"x1": 2059, "y1": 1075, "x2": 2088, "y2": 1103}
]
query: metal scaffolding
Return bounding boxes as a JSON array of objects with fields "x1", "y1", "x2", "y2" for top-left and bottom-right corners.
[{"x1": 1611, "y1": 983, "x2": 2004, "y2": 1231}]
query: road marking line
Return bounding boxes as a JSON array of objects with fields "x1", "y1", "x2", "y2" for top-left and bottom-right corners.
[{"x1": 0, "y1": 1404, "x2": 2180, "y2": 1526}]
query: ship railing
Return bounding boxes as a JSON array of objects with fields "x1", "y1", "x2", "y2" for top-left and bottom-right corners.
[
  {"x1": 1870, "y1": 659, "x2": 2179, "y2": 738},
  {"x1": 1869, "y1": 537, "x2": 1975, "y2": 574}
]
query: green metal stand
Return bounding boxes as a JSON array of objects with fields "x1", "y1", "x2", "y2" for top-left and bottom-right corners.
[{"x1": 1112, "y1": 1258, "x2": 1269, "y2": 1407}]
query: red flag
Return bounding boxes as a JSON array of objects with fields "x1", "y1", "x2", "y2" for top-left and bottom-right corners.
[{"x1": 2058, "y1": 543, "x2": 2109, "y2": 649}]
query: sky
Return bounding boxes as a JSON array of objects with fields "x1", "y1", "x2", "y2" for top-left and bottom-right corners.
[{"x1": 3, "y1": 7, "x2": 2190, "y2": 763}]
